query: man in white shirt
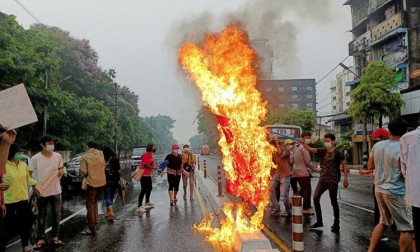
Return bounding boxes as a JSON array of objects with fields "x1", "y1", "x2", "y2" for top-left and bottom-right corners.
[
  {"x1": 29, "y1": 135, "x2": 64, "y2": 249},
  {"x1": 400, "y1": 122, "x2": 420, "y2": 249}
]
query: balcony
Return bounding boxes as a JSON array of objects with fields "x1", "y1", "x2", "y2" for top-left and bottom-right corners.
[
  {"x1": 348, "y1": 31, "x2": 371, "y2": 55},
  {"x1": 368, "y1": 0, "x2": 393, "y2": 14},
  {"x1": 371, "y1": 12, "x2": 403, "y2": 41}
]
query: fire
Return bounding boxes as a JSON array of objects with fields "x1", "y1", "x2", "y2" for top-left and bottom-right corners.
[{"x1": 178, "y1": 25, "x2": 274, "y2": 248}]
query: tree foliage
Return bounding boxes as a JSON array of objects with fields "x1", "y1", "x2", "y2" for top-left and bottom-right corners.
[
  {"x1": 196, "y1": 106, "x2": 220, "y2": 151},
  {"x1": 266, "y1": 107, "x2": 315, "y2": 133}
]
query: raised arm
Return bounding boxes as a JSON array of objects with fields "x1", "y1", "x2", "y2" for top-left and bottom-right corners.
[
  {"x1": 0, "y1": 130, "x2": 16, "y2": 175},
  {"x1": 302, "y1": 142, "x2": 317, "y2": 154}
]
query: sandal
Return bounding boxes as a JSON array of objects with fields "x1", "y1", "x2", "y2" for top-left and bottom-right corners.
[
  {"x1": 52, "y1": 238, "x2": 63, "y2": 247},
  {"x1": 170, "y1": 200, "x2": 175, "y2": 206},
  {"x1": 81, "y1": 229, "x2": 95, "y2": 235},
  {"x1": 32, "y1": 241, "x2": 46, "y2": 250}
]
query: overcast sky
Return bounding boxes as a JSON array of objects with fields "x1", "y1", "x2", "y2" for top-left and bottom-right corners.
[{"x1": 2, "y1": 0, "x2": 353, "y2": 144}]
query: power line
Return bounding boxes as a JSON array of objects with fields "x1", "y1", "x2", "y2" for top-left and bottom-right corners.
[
  {"x1": 14, "y1": 0, "x2": 42, "y2": 24},
  {"x1": 315, "y1": 55, "x2": 350, "y2": 85},
  {"x1": 317, "y1": 90, "x2": 331, "y2": 106},
  {"x1": 317, "y1": 102, "x2": 332, "y2": 111}
]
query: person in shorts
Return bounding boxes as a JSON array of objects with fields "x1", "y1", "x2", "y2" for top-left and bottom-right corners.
[{"x1": 367, "y1": 118, "x2": 413, "y2": 252}]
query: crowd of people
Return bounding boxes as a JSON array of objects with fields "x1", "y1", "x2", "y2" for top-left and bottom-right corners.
[{"x1": 268, "y1": 117, "x2": 419, "y2": 251}]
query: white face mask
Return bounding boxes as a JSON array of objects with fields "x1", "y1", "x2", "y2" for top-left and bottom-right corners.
[
  {"x1": 172, "y1": 149, "x2": 179, "y2": 154},
  {"x1": 183, "y1": 148, "x2": 189, "y2": 152},
  {"x1": 324, "y1": 142, "x2": 333, "y2": 148},
  {"x1": 46, "y1": 144, "x2": 55, "y2": 152},
  {"x1": 287, "y1": 145, "x2": 294, "y2": 150},
  {"x1": 305, "y1": 139, "x2": 312, "y2": 144}
]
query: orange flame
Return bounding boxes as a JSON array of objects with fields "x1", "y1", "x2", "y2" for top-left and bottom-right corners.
[{"x1": 178, "y1": 25, "x2": 273, "y2": 248}]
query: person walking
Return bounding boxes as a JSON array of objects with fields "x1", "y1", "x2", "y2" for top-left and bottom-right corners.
[
  {"x1": 29, "y1": 135, "x2": 64, "y2": 249},
  {"x1": 181, "y1": 144, "x2": 196, "y2": 202},
  {"x1": 102, "y1": 147, "x2": 121, "y2": 222},
  {"x1": 136, "y1": 143, "x2": 157, "y2": 213},
  {"x1": 269, "y1": 139, "x2": 294, "y2": 217},
  {"x1": 3, "y1": 144, "x2": 38, "y2": 252},
  {"x1": 292, "y1": 132, "x2": 317, "y2": 215},
  {"x1": 80, "y1": 142, "x2": 106, "y2": 235},
  {"x1": 367, "y1": 118, "x2": 413, "y2": 251},
  {"x1": 400, "y1": 120, "x2": 420, "y2": 250},
  {"x1": 302, "y1": 133, "x2": 349, "y2": 232},
  {"x1": 158, "y1": 144, "x2": 183, "y2": 206}
]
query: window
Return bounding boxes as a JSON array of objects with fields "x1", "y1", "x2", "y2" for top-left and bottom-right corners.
[
  {"x1": 278, "y1": 87, "x2": 284, "y2": 92},
  {"x1": 265, "y1": 87, "x2": 272, "y2": 92},
  {"x1": 333, "y1": 97, "x2": 336, "y2": 100},
  {"x1": 346, "y1": 92, "x2": 350, "y2": 96},
  {"x1": 333, "y1": 106, "x2": 337, "y2": 110},
  {"x1": 292, "y1": 103, "x2": 299, "y2": 108},
  {"x1": 346, "y1": 102, "x2": 351, "y2": 106},
  {"x1": 307, "y1": 103, "x2": 313, "y2": 107},
  {"x1": 307, "y1": 86, "x2": 313, "y2": 91},
  {"x1": 291, "y1": 86, "x2": 298, "y2": 91},
  {"x1": 291, "y1": 95, "x2": 298, "y2": 99},
  {"x1": 307, "y1": 94, "x2": 313, "y2": 99}
]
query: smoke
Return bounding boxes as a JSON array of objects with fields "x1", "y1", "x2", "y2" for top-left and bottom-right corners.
[{"x1": 167, "y1": 0, "x2": 334, "y2": 79}]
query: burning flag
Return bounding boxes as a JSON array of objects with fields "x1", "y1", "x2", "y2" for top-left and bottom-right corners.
[{"x1": 178, "y1": 24, "x2": 274, "y2": 248}]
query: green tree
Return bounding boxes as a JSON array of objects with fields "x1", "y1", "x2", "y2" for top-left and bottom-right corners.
[
  {"x1": 266, "y1": 107, "x2": 315, "y2": 133},
  {"x1": 196, "y1": 106, "x2": 219, "y2": 151},
  {"x1": 349, "y1": 61, "x2": 404, "y2": 155},
  {"x1": 335, "y1": 131, "x2": 353, "y2": 164},
  {"x1": 188, "y1": 134, "x2": 203, "y2": 152}
]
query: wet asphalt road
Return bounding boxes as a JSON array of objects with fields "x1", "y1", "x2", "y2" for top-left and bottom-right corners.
[
  {"x1": 7, "y1": 154, "x2": 402, "y2": 252},
  {"x1": 7, "y1": 155, "x2": 214, "y2": 252},
  {"x1": 200, "y1": 154, "x2": 400, "y2": 252}
]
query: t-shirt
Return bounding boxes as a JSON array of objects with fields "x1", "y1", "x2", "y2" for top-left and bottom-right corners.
[
  {"x1": 29, "y1": 152, "x2": 63, "y2": 197},
  {"x1": 372, "y1": 140, "x2": 405, "y2": 196},
  {"x1": 165, "y1": 153, "x2": 182, "y2": 170},
  {"x1": 140, "y1": 152, "x2": 154, "y2": 176},
  {"x1": 317, "y1": 148, "x2": 344, "y2": 183}
]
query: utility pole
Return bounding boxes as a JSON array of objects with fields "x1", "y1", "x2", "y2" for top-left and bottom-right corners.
[
  {"x1": 43, "y1": 69, "x2": 49, "y2": 135},
  {"x1": 108, "y1": 69, "x2": 123, "y2": 154}
]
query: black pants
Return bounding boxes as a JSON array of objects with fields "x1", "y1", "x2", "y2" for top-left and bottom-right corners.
[
  {"x1": 167, "y1": 174, "x2": 181, "y2": 192},
  {"x1": 0, "y1": 211, "x2": 4, "y2": 252},
  {"x1": 295, "y1": 177, "x2": 312, "y2": 210},
  {"x1": 313, "y1": 180, "x2": 339, "y2": 225},
  {"x1": 138, "y1": 176, "x2": 153, "y2": 207},
  {"x1": 5, "y1": 200, "x2": 31, "y2": 248},
  {"x1": 290, "y1": 177, "x2": 298, "y2": 195},
  {"x1": 413, "y1": 206, "x2": 420, "y2": 249}
]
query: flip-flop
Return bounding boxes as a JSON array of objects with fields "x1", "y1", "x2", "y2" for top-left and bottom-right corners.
[
  {"x1": 81, "y1": 229, "x2": 95, "y2": 235},
  {"x1": 32, "y1": 242, "x2": 46, "y2": 250},
  {"x1": 51, "y1": 238, "x2": 63, "y2": 247}
]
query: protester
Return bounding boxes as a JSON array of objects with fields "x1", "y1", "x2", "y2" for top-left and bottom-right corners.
[
  {"x1": 102, "y1": 146, "x2": 121, "y2": 222},
  {"x1": 29, "y1": 135, "x2": 64, "y2": 249},
  {"x1": 269, "y1": 139, "x2": 294, "y2": 217},
  {"x1": 181, "y1": 144, "x2": 196, "y2": 202},
  {"x1": 367, "y1": 118, "x2": 413, "y2": 251},
  {"x1": 158, "y1": 144, "x2": 183, "y2": 206},
  {"x1": 3, "y1": 144, "x2": 38, "y2": 252},
  {"x1": 292, "y1": 132, "x2": 317, "y2": 215},
  {"x1": 400, "y1": 120, "x2": 420, "y2": 250},
  {"x1": 359, "y1": 128, "x2": 390, "y2": 241},
  {"x1": 137, "y1": 143, "x2": 157, "y2": 213},
  {"x1": 0, "y1": 130, "x2": 15, "y2": 251},
  {"x1": 80, "y1": 142, "x2": 106, "y2": 235},
  {"x1": 302, "y1": 133, "x2": 348, "y2": 232}
]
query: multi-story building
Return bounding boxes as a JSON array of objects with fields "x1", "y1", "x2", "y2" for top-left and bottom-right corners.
[
  {"x1": 250, "y1": 39, "x2": 273, "y2": 80},
  {"x1": 328, "y1": 67, "x2": 355, "y2": 137},
  {"x1": 259, "y1": 79, "x2": 316, "y2": 114}
]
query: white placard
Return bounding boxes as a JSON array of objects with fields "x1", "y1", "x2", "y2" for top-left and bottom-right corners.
[
  {"x1": 36, "y1": 168, "x2": 60, "y2": 196},
  {"x1": 0, "y1": 84, "x2": 38, "y2": 130}
]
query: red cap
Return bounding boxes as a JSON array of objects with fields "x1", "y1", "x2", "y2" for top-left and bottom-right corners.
[
  {"x1": 171, "y1": 144, "x2": 180, "y2": 149},
  {"x1": 369, "y1": 128, "x2": 389, "y2": 139}
]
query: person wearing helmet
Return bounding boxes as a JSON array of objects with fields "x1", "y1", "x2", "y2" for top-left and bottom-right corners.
[{"x1": 158, "y1": 144, "x2": 183, "y2": 206}]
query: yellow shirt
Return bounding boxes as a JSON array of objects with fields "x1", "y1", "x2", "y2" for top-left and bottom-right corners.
[{"x1": 3, "y1": 160, "x2": 37, "y2": 204}]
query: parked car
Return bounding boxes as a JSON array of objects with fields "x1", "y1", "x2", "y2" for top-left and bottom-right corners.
[
  {"x1": 130, "y1": 146, "x2": 146, "y2": 170},
  {"x1": 62, "y1": 152, "x2": 84, "y2": 189}
]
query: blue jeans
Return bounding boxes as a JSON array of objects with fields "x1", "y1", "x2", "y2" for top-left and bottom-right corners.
[
  {"x1": 104, "y1": 183, "x2": 117, "y2": 208},
  {"x1": 270, "y1": 176, "x2": 291, "y2": 213}
]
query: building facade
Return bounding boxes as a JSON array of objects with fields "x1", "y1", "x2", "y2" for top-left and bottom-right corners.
[
  {"x1": 259, "y1": 79, "x2": 316, "y2": 114},
  {"x1": 250, "y1": 39, "x2": 274, "y2": 80}
]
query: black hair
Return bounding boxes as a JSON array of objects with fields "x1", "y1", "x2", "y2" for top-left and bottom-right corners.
[
  {"x1": 146, "y1": 143, "x2": 155, "y2": 152},
  {"x1": 103, "y1": 146, "x2": 117, "y2": 161},
  {"x1": 324, "y1": 133, "x2": 336, "y2": 141},
  {"x1": 301, "y1": 132, "x2": 312, "y2": 138},
  {"x1": 8, "y1": 144, "x2": 20, "y2": 161},
  {"x1": 388, "y1": 117, "x2": 408, "y2": 137},
  {"x1": 39, "y1": 135, "x2": 55, "y2": 146},
  {"x1": 87, "y1": 141, "x2": 100, "y2": 149}
]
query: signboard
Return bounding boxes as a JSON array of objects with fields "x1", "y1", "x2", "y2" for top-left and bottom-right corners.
[
  {"x1": 268, "y1": 125, "x2": 302, "y2": 140},
  {"x1": 355, "y1": 123, "x2": 373, "y2": 135},
  {"x1": 36, "y1": 169, "x2": 60, "y2": 197},
  {"x1": 0, "y1": 84, "x2": 38, "y2": 130}
]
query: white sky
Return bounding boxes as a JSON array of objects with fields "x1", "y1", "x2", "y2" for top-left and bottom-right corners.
[{"x1": 1, "y1": 0, "x2": 353, "y2": 143}]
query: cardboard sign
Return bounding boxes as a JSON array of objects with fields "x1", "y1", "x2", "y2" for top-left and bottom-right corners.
[
  {"x1": 36, "y1": 169, "x2": 60, "y2": 196},
  {"x1": 0, "y1": 84, "x2": 38, "y2": 130}
]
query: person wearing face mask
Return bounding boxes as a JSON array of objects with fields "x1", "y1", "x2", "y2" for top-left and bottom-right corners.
[
  {"x1": 292, "y1": 132, "x2": 318, "y2": 215},
  {"x1": 136, "y1": 143, "x2": 157, "y2": 213},
  {"x1": 3, "y1": 144, "x2": 38, "y2": 252},
  {"x1": 269, "y1": 138, "x2": 294, "y2": 217},
  {"x1": 102, "y1": 146, "x2": 121, "y2": 221},
  {"x1": 158, "y1": 144, "x2": 183, "y2": 206},
  {"x1": 181, "y1": 144, "x2": 196, "y2": 202},
  {"x1": 302, "y1": 133, "x2": 348, "y2": 232},
  {"x1": 29, "y1": 135, "x2": 64, "y2": 249}
]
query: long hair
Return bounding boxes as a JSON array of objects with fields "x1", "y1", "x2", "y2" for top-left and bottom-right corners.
[
  {"x1": 103, "y1": 146, "x2": 117, "y2": 161},
  {"x1": 8, "y1": 144, "x2": 20, "y2": 161}
]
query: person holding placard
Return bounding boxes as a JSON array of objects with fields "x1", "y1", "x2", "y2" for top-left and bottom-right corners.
[{"x1": 29, "y1": 135, "x2": 64, "y2": 250}]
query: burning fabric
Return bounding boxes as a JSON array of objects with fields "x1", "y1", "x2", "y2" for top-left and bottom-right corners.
[{"x1": 178, "y1": 25, "x2": 274, "y2": 247}]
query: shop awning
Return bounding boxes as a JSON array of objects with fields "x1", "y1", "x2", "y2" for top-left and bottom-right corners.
[
  {"x1": 327, "y1": 113, "x2": 351, "y2": 123},
  {"x1": 369, "y1": 28, "x2": 407, "y2": 47},
  {"x1": 345, "y1": 79, "x2": 360, "y2": 87}
]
